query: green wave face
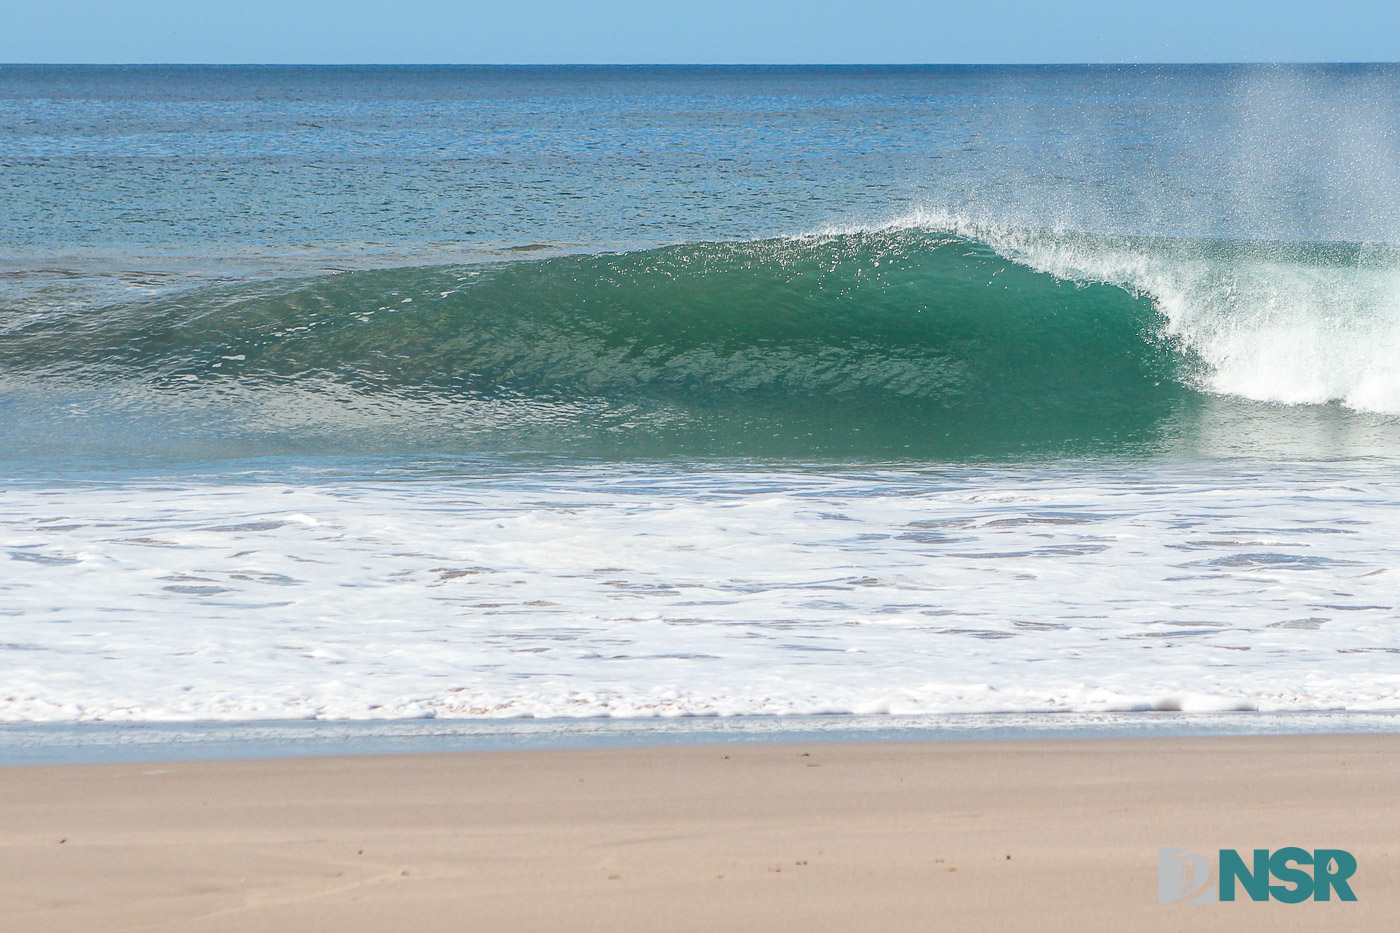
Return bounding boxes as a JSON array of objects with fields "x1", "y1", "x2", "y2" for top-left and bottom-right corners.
[{"x1": 3, "y1": 231, "x2": 1200, "y2": 460}]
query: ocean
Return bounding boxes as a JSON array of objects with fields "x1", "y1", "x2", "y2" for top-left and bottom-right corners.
[{"x1": 3, "y1": 64, "x2": 1399, "y2": 728}]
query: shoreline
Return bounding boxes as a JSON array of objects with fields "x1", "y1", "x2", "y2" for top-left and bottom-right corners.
[
  {"x1": 3, "y1": 709, "x2": 1400, "y2": 767},
  {"x1": 1, "y1": 734, "x2": 1394, "y2": 931}
]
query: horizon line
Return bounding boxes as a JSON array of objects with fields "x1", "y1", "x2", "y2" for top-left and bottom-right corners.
[{"x1": 3, "y1": 60, "x2": 1399, "y2": 68}]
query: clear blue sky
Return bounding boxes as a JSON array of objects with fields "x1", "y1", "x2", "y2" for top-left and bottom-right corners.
[{"x1": 2, "y1": 0, "x2": 1398, "y2": 65}]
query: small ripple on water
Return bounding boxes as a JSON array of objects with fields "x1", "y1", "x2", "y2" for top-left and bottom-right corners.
[
  {"x1": 1198, "y1": 552, "x2": 1360, "y2": 568},
  {"x1": 9, "y1": 550, "x2": 82, "y2": 565}
]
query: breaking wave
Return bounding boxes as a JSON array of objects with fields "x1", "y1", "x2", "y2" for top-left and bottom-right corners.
[{"x1": 3, "y1": 222, "x2": 1397, "y2": 461}]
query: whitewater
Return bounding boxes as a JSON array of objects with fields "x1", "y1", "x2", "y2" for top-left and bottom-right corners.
[
  {"x1": 2, "y1": 64, "x2": 1399, "y2": 724},
  {"x1": 5, "y1": 461, "x2": 1400, "y2": 721}
]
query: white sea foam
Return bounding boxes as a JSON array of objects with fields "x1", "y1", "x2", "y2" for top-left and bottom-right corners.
[{"x1": 2, "y1": 462, "x2": 1398, "y2": 722}]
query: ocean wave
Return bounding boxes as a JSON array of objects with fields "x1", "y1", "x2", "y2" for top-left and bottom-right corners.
[
  {"x1": 2, "y1": 223, "x2": 1396, "y2": 460},
  {"x1": 1, "y1": 230, "x2": 1191, "y2": 459}
]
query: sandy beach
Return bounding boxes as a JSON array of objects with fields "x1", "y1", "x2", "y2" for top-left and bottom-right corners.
[{"x1": 0, "y1": 733, "x2": 1393, "y2": 931}]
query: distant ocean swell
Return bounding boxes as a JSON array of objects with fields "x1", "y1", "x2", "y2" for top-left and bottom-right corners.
[{"x1": 4, "y1": 223, "x2": 1397, "y2": 461}]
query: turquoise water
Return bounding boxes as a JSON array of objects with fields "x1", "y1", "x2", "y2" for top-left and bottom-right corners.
[
  {"x1": 2, "y1": 232, "x2": 1193, "y2": 460},
  {"x1": 2, "y1": 66, "x2": 1399, "y2": 725}
]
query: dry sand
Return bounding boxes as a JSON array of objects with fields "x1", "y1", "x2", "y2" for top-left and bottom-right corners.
[{"x1": 0, "y1": 734, "x2": 1395, "y2": 932}]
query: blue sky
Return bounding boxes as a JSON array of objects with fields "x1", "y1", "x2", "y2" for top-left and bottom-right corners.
[{"x1": 2, "y1": 0, "x2": 1398, "y2": 64}]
